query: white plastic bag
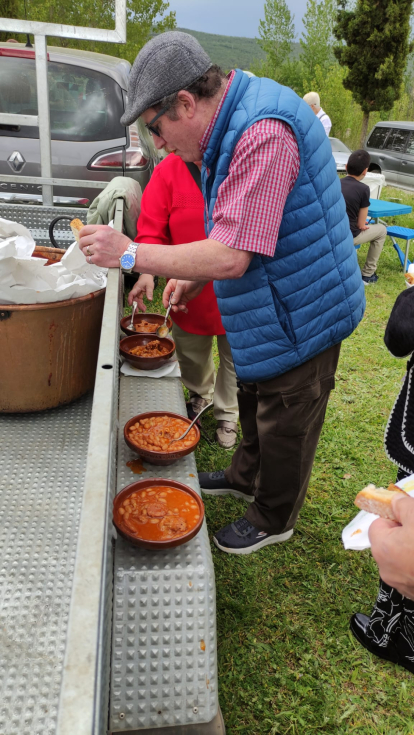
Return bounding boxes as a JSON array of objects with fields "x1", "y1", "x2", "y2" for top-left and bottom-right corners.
[{"x1": 0, "y1": 217, "x2": 107, "y2": 305}]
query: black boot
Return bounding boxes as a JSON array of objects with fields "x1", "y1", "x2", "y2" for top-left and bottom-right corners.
[
  {"x1": 394, "y1": 595, "x2": 414, "y2": 673},
  {"x1": 351, "y1": 579, "x2": 414, "y2": 673},
  {"x1": 350, "y1": 613, "x2": 400, "y2": 665}
]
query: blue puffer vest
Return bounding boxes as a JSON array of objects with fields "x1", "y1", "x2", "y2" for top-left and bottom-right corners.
[{"x1": 202, "y1": 70, "x2": 365, "y2": 383}]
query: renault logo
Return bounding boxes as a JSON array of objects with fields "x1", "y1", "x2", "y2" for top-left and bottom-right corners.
[{"x1": 7, "y1": 151, "x2": 26, "y2": 173}]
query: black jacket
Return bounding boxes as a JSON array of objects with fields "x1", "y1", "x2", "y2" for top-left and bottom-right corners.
[{"x1": 384, "y1": 287, "x2": 414, "y2": 474}]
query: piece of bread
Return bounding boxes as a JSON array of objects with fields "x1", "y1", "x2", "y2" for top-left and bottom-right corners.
[
  {"x1": 70, "y1": 218, "x2": 84, "y2": 242},
  {"x1": 404, "y1": 272, "x2": 414, "y2": 286},
  {"x1": 354, "y1": 483, "x2": 406, "y2": 520}
]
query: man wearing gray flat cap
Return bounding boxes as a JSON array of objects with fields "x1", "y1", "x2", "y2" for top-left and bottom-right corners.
[
  {"x1": 121, "y1": 31, "x2": 213, "y2": 126},
  {"x1": 79, "y1": 31, "x2": 364, "y2": 556}
]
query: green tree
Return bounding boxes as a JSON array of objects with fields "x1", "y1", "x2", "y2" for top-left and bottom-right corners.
[
  {"x1": 334, "y1": 0, "x2": 414, "y2": 146},
  {"x1": 255, "y1": 0, "x2": 296, "y2": 83},
  {"x1": 121, "y1": 0, "x2": 176, "y2": 61},
  {"x1": 0, "y1": 0, "x2": 21, "y2": 42},
  {"x1": 300, "y1": 0, "x2": 336, "y2": 86},
  {"x1": 18, "y1": 0, "x2": 175, "y2": 61},
  {"x1": 308, "y1": 63, "x2": 363, "y2": 145}
]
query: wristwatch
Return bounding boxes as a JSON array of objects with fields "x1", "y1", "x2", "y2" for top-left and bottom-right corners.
[{"x1": 119, "y1": 242, "x2": 138, "y2": 272}]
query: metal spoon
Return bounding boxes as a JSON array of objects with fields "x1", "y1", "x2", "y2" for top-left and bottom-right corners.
[
  {"x1": 156, "y1": 292, "x2": 174, "y2": 338},
  {"x1": 129, "y1": 301, "x2": 137, "y2": 331},
  {"x1": 168, "y1": 401, "x2": 213, "y2": 447}
]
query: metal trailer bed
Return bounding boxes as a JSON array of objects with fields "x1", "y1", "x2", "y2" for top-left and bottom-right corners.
[
  {"x1": 0, "y1": 202, "x2": 224, "y2": 734},
  {"x1": 0, "y1": 5, "x2": 224, "y2": 729}
]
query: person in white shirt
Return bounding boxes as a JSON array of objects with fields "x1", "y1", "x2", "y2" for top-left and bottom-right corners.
[{"x1": 303, "y1": 91, "x2": 332, "y2": 136}]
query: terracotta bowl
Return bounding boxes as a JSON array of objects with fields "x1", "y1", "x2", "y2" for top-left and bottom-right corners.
[
  {"x1": 120, "y1": 312, "x2": 173, "y2": 337},
  {"x1": 124, "y1": 411, "x2": 200, "y2": 466},
  {"x1": 32, "y1": 245, "x2": 66, "y2": 266},
  {"x1": 113, "y1": 478, "x2": 205, "y2": 549},
  {"x1": 120, "y1": 334, "x2": 175, "y2": 371}
]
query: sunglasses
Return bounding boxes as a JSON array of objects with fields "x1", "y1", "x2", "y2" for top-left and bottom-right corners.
[{"x1": 145, "y1": 106, "x2": 170, "y2": 137}]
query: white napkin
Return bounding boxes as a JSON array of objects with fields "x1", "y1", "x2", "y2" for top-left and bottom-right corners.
[
  {"x1": 342, "y1": 474, "x2": 414, "y2": 550},
  {"x1": 0, "y1": 217, "x2": 107, "y2": 304},
  {"x1": 120, "y1": 357, "x2": 181, "y2": 379}
]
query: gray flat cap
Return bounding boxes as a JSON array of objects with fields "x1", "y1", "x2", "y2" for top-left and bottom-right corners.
[{"x1": 121, "y1": 31, "x2": 212, "y2": 126}]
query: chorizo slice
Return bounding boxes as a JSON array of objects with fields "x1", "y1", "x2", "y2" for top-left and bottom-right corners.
[
  {"x1": 160, "y1": 516, "x2": 187, "y2": 533},
  {"x1": 145, "y1": 501, "x2": 168, "y2": 518}
]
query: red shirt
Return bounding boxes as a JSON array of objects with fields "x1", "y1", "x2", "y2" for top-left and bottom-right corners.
[
  {"x1": 136, "y1": 153, "x2": 225, "y2": 336},
  {"x1": 200, "y1": 72, "x2": 300, "y2": 258}
]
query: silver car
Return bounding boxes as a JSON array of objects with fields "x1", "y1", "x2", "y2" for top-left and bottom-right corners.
[
  {"x1": 330, "y1": 137, "x2": 351, "y2": 172},
  {"x1": 0, "y1": 43, "x2": 159, "y2": 206},
  {"x1": 365, "y1": 121, "x2": 414, "y2": 192}
]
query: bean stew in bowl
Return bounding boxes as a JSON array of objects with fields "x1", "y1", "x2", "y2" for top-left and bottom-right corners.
[
  {"x1": 124, "y1": 411, "x2": 201, "y2": 466},
  {"x1": 120, "y1": 312, "x2": 173, "y2": 337},
  {"x1": 113, "y1": 478, "x2": 204, "y2": 549},
  {"x1": 120, "y1": 334, "x2": 175, "y2": 370}
]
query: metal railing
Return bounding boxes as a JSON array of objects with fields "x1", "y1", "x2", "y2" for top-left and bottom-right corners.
[
  {"x1": 0, "y1": 1, "x2": 126, "y2": 205},
  {"x1": 57, "y1": 207, "x2": 124, "y2": 735}
]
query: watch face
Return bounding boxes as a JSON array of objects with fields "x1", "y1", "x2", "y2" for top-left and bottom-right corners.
[{"x1": 120, "y1": 252, "x2": 135, "y2": 270}]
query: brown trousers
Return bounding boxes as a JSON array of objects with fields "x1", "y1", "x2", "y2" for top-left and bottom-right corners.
[{"x1": 225, "y1": 343, "x2": 341, "y2": 534}]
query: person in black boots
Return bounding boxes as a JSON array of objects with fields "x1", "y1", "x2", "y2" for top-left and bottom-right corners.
[{"x1": 350, "y1": 285, "x2": 414, "y2": 674}]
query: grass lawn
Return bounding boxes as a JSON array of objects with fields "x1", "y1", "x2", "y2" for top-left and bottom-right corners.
[{"x1": 126, "y1": 185, "x2": 414, "y2": 734}]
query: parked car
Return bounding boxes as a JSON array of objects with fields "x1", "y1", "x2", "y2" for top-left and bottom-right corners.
[
  {"x1": 365, "y1": 121, "x2": 414, "y2": 192},
  {"x1": 329, "y1": 137, "x2": 351, "y2": 172},
  {"x1": 0, "y1": 43, "x2": 160, "y2": 206}
]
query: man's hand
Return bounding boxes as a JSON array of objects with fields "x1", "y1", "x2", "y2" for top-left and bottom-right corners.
[
  {"x1": 128, "y1": 274, "x2": 155, "y2": 312},
  {"x1": 79, "y1": 224, "x2": 131, "y2": 268},
  {"x1": 369, "y1": 493, "x2": 414, "y2": 600},
  {"x1": 162, "y1": 279, "x2": 206, "y2": 312},
  {"x1": 360, "y1": 224, "x2": 370, "y2": 231}
]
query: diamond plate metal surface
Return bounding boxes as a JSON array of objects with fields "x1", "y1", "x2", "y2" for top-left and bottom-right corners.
[
  {"x1": 110, "y1": 377, "x2": 218, "y2": 732},
  {"x1": 0, "y1": 203, "x2": 87, "y2": 247},
  {"x1": 0, "y1": 395, "x2": 92, "y2": 735}
]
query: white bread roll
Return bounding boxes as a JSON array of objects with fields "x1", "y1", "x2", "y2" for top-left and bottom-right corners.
[
  {"x1": 70, "y1": 218, "x2": 84, "y2": 243},
  {"x1": 354, "y1": 483, "x2": 405, "y2": 520}
]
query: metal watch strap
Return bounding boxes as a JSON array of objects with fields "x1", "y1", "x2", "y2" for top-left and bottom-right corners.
[{"x1": 126, "y1": 242, "x2": 138, "y2": 256}]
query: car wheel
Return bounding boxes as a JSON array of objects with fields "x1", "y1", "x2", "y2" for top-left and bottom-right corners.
[{"x1": 369, "y1": 165, "x2": 381, "y2": 174}]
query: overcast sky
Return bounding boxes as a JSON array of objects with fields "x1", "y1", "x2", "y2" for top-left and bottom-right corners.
[{"x1": 170, "y1": 0, "x2": 309, "y2": 39}]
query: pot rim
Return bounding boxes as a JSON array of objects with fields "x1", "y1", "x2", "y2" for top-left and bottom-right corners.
[{"x1": 0, "y1": 287, "x2": 106, "y2": 311}]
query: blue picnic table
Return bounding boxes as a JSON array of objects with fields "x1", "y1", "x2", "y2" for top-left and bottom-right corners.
[
  {"x1": 368, "y1": 199, "x2": 412, "y2": 222},
  {"x1": 367, "y1": 199, "x2": 414, "y2": 271}
]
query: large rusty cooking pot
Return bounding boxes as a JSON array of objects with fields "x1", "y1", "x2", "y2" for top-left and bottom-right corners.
[{"x1": 0, "y1": 246, "x2": 105, "y2": 413}]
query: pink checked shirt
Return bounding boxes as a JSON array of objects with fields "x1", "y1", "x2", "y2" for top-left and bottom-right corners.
[{"x1": 200, "y1": 73, "x2": 300, "y2": 258}]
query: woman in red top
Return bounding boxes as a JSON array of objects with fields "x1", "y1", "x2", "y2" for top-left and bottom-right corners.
[{"x1": 130, "y1": 152, "x2": 238, "y2": 449}]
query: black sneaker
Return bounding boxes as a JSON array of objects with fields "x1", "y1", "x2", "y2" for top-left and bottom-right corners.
[
  {"x1": 362, "y1": 272, "x2": 379, "y2": 285},
  {"x1": 198, "y1": 470, "x2": 255, "y2": 503},
  {"x1": 213, "y1": 517, "x2": 293, "y2": 555}
]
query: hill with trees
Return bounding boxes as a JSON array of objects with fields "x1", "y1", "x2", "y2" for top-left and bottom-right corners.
[
  {"x1": 177, "y1": 28, "x2": 265, "y2": 70},
  {"x1": 177, "y1": 27, "x2": 298, "y2": 71}
]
